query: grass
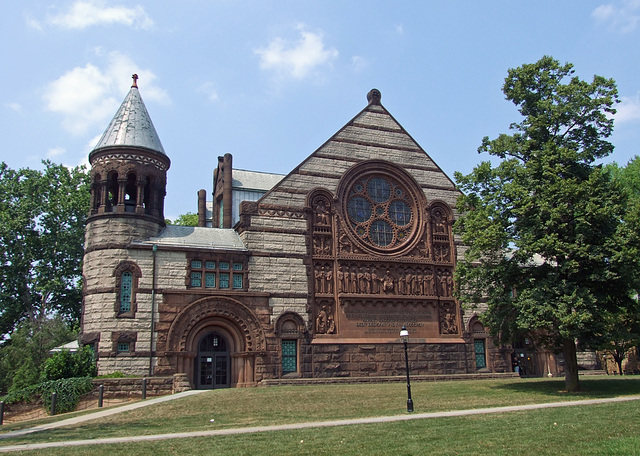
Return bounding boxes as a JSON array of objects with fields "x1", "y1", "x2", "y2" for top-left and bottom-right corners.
[{"x1": 0, "y1": 376, "x2": 639, "y2": 454}]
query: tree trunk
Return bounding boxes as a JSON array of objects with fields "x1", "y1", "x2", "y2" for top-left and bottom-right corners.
[
  {"x1": 617, "y1": 360, "x2": 623, "y2": 375},
  {"x1": 562, "y1": 338, "x2": 580, "y2": 392}
]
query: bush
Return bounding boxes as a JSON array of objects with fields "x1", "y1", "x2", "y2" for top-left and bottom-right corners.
[
  {"x1": 40, "y1": 346, "x2": 97, "y2": 382},
  {"x1": 41, "y1": 377, "x2": 95, "y2": 414},
  {"x1": 0, "y1": 377, "x2": 95, "y2": 415}
]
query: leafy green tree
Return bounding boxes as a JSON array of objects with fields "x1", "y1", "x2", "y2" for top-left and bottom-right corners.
[
  {"x1": 0, "y1": 161, "x2": 90, "y2": 338},
  {"x1": 0, "y1": 317, "x2": 76, "y2": 393},
  {"x1": 454, "y1": 56, "x2": 637, "y2": 392},
  {"x1": 168, "y1": 212, "x2": 199, "y2": 226}
]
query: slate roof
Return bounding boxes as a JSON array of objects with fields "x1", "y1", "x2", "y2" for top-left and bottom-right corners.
[
  {"x1": 232, "y1": 169, "x2": 284, "y2": 191},
  {"x1": 135, "y1": 225, "x2": 247, "y2": 250},
  {"x1": 93, "y1": 82, "x2": 166, "y2": 155}
]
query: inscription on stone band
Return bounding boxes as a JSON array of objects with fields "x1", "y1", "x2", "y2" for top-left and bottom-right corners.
[{"x1": 340, "y1": 307, "x2": 435, "y2": 337}]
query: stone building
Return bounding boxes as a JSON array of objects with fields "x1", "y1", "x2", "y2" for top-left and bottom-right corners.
[{"x1": 80, "y1": 77, "x2": 512, "y2": 388}]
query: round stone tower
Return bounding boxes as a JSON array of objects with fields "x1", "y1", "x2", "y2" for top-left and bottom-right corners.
[{"x1": 81, "y1": 75, "x2": 170, "y2": 374}]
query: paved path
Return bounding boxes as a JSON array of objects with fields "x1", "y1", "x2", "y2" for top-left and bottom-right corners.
[{"x1": 0, "y1": 394, "x2": 639, "y2": 453}]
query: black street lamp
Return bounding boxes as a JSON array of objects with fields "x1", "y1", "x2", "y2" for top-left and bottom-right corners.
[{"x1": 400, "y1": 325, "x2": 414, "y2": 412}]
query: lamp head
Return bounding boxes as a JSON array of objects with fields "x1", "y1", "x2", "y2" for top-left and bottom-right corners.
[{"x1": 400, "y1": 326, "x2": 409, "y2": 342}]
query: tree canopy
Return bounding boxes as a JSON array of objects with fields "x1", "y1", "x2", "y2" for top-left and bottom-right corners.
[
  {"x1": 0, "y1": 161, "x2": 90, "y2": 339},
  {"x1": 454, "y1": 56, "x2": 638, "y2": 391},
  {"x1": 168, "y1": 212, "x2": 199, "y2": 226}
]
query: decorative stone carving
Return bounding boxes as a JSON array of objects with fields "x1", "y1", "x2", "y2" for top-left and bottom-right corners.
[
  {"x1": 315, "y1": 301, "x2": 336, "y2": 335},
  {"x1": 439, "y1": 301, "x2": 459, "y2": 335}
]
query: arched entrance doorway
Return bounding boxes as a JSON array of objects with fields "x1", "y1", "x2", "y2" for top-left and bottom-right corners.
[{"x1": 196, "y1": 332, "x2": 230, "y2": 389}]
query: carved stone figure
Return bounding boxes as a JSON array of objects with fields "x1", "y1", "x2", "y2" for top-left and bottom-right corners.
[
  {"x1": 439, "y1": 302, "x2": 458, "y2": 335},
  {"x1": 383, "y1": 270, "x2": 394, "y2": 293},
  {"x1": 363, "y1": 268, "x2": 372, "y2": 294},
  {"x1": 339, "y1": 231, "x2": 351, "y2": 253},
  {"x1": 433, "y1": 209, "x2": 447, "y2": 234},
  {"x1": 316, "y1": 303, "x2": 336, "y2": 335},
  {"x1": 423, "y1": 270, "x2": 434, "y2": 295},
  {"x1": 325, "y1": 268, "x2": 333, "y2": 294},
  {"x1": 371, "y1": 268, "x2": 380, "y2": 294},
  {"x1": 315, "y1": 199, "x2": 330, "y2": 226}
]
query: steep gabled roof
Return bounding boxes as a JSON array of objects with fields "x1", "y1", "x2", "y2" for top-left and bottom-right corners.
[
  {"x1": 257, "y1": 88, "x2": 459, "y2": 209},
  {"x1": 93, "y1": 75, "x2": 166, "y2": 155}
]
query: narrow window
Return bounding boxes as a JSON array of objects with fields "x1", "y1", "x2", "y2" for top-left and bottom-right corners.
[
  {"x1": 191, "y1": 271, "x2": 202, "y2": 287},
  {"x1": 219, "y1": 272, "x2": 230, "y2": 288},
  {"x1": 232, "y1": 273, "x2": 243, "y2": 289},
  {"x1": 120, "y1": 272, "x2": 133, "y2": 312},
  {"x1": 474, "y1": 340, "x2": 487, "y2": 369},
  {"x1": 282, "y1": 339, "x2": 297, "y2": 374},
  {"x1": 205, "y1": 272, "x2": 216, "y2": 288}
]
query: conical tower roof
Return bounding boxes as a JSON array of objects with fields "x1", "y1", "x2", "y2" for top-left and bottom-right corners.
[{"x1": 92, "y1": 74, "x2": 166, "y2": 155}]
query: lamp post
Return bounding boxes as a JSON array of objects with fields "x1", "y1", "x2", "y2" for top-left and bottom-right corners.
[{"x1": 400, "y1": 326, "x2": 414, "y2": 412}]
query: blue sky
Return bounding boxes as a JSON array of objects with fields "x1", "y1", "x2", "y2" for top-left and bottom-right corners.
[{"x1": 2, "y1": 1, "x2": 639, "y2": 220}]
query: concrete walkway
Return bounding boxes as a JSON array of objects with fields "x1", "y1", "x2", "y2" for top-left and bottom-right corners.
[{"x1": 0, "y1": 394, "x2": 638, "y2": 453}]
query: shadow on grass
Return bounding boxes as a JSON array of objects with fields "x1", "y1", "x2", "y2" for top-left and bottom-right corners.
[{"x1": 493, "y1": 376, "x2": 640, "y2": 397}]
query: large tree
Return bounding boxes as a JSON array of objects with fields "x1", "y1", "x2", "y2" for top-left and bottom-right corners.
[
  {"x1": 0, "y1": 161, "x2": 90, "y2": 339},
  {"x1": 454, "y1": 56, "x2": 638, "y2": 392}
]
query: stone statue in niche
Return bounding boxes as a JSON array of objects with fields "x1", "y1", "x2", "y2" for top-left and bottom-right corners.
[
  {"x1": 371, "y1": 268, "x2": 381, "y2": 294},
  {"x1": 423, "y1": 269, "x2": 435, "y2": 295},
  {"x1": 382, "y1": 270, "x2": 395, "y2": 293},
  {"x1": 436, "y1": 269, "x2": 454, "y2": 297},
  {"x1": 314, "y1": 199, "x2": 331, "y2": 226},
  {"x1": 316, "y1": 303, "x2": 336, "y2": 334},
  {"x1": 439, "y1": 302, "x2": 458, "y2": 335},
  {"x1": 363, "y1": 268, "x2": 372, "y2": 294},
  {"x1": 337, "y1": 266, "x2": 345, "y2": 293},
  {"x1": 314, "y1": 266, "x2": 324, "y2": 293},
  {"x1": 432, "y1": 208, "x2": 448, "y2": 235}
]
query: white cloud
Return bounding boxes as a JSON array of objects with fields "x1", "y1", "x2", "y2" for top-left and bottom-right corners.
[
  {"x1": 254, "y1": 24, "x2": 339, "y2": 80},
  {"x1": 47, "y1": 146, "x2": 66, "y2": 159},
  {"x1": 350, "y1": 56, "x2": 369, "y2": 73},
  {"x1": 615, "y1": 92, "x2": 640, "y2": 124},
  {"x1": 5, "y1": 102, "x2": 24, "y2": 115},
  {"x1": 43, "y1": 50, "x2": 169, "y2": 136},
  {"x1": 44, "y1": 0, "x2": 153, "y2": 30},
  {"x1": 592, "y1": 0, "x2": 640, "y2": 33},
  {"x1": 197, "y1": 82, "x2": 219, "y2": 103}
]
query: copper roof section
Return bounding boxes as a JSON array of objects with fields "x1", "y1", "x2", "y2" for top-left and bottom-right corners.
[{"x1": 93, "y1": 74, "x2": 166, "y2": 155}]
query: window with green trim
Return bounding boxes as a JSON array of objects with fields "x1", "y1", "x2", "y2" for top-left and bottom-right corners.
[
  {"x1": 474, "y1": 339, "x2": 487, "y2": 369},
  {"x1": 282, "y1": 340, "x2": 297, "y2": 373},
  {"x1": 117, "y1": 342, "x2": 130, "y2": 353},
  {"x1": 120, "y1": 272, "x2": 132, "y2": 312},
  {"x1": 189, "y1": 259, "x2": 245, "y2": 290}
]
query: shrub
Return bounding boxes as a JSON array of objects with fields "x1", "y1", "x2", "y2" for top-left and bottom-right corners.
[
  {"x1": 40, "y1": 346, "x2": 97, "y2": 382},
  {"x1": 41, "y1": 377, "x2": 95, "y2": 414},
  {"x1": 0, "y1": 377, "x2": 95, "y2": 414}
]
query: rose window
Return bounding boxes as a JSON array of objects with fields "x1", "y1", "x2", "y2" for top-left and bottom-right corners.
[{"x1": 345, "y1": 174, "x2": 416, "y2": 250}]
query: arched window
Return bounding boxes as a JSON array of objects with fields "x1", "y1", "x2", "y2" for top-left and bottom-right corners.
[
  {"x1": 114, "y1": 262, "x2": 141, "y2": 317},
  {"x1": 120, "y1": 271, "x2": 133, "y2": 312}
]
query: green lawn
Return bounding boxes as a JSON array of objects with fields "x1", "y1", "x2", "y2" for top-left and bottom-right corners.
[{"x1": 1, "y1": 376, "x2": 639, "y2": 455}]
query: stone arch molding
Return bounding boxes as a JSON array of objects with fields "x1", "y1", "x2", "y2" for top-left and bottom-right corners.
[{"x1": 166, "y1": 296, "x2": 267, "y2": 354}]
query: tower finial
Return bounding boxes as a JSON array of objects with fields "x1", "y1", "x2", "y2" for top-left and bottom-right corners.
[
  {"x1": 367, "y1": 88, "x2": 381, "y2": 105},
  {"x1": 132, "y1": 74, "x2": 139, "y2": 88}
]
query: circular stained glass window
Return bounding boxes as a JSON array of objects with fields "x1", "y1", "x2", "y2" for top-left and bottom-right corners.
[
  {"x1": 343, "y1": 172, "x2": 418, "y2": 251},
  {"x1": 389, "y1": 200, "x2": 412, "y2": 226},
  {"x1": 347, "y1": 196, "x2": 371, "y2": 223}
]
